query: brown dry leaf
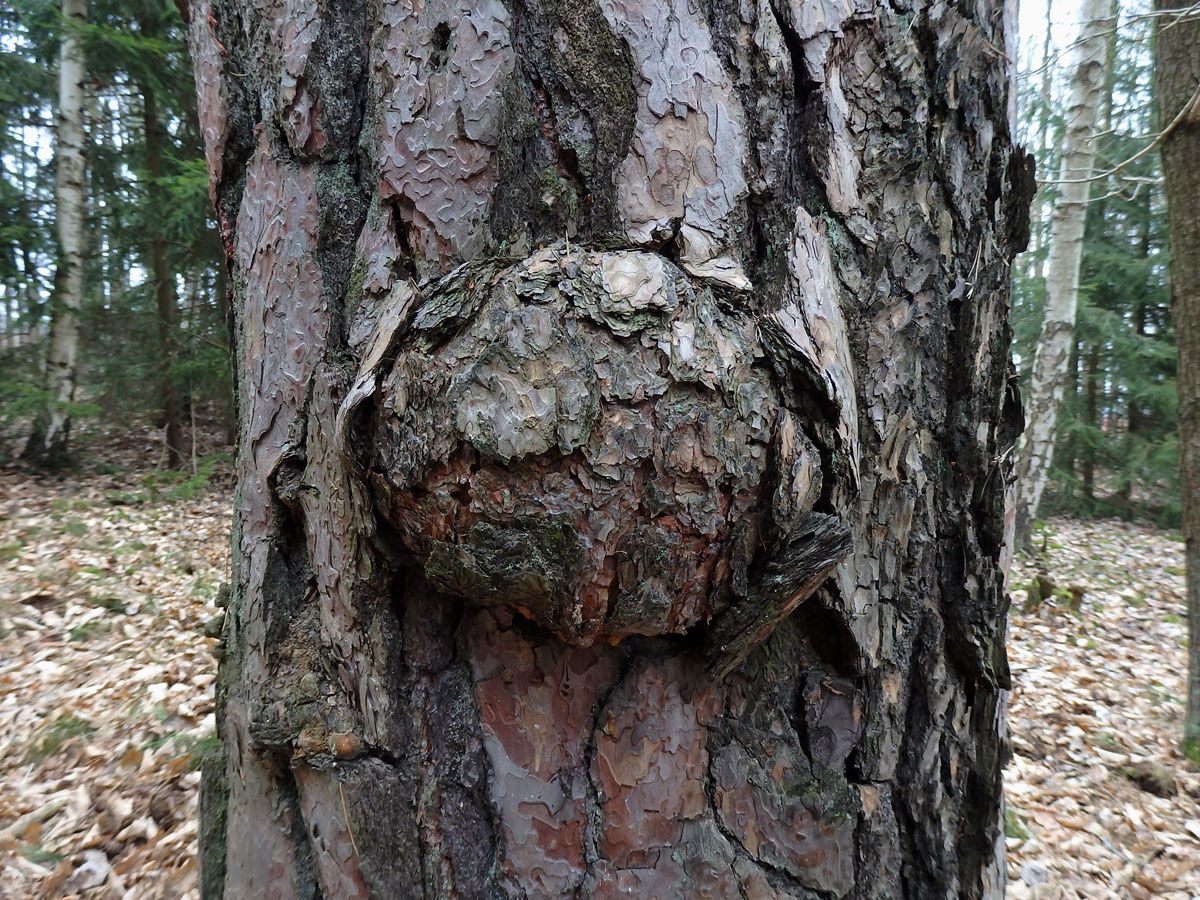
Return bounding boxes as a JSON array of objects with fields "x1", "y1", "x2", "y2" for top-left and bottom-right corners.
[
  {"x1": 1008, "y1": 518, "x2": 1200, "y2": 900},
  {"x1": 0, "y1": 440, "x2": 230, "y2": 900}
]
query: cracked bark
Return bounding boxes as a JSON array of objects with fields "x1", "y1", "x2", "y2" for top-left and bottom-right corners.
[{"x1": 190, "y1": 0, "x2": 1027, "y2": 896}]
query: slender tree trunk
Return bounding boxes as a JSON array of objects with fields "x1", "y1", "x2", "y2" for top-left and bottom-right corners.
[
  {"x1": 1060, "y1": 336, "x2": 1081, "y2": 483},
  {"x1": 1127, "y1": 190, "x2": 1152, "y2": 444},
  {"x1": 1031, "y1": 0, "x2": 1055, "y2": 282},
  {"x1": 1014, "y1": 0, "x2": 1113, "y2": 546},
  {"x1": 21, "y1": 239, "x2": 41, "y2": 344},
  {"x1": 96, "y1": 95, "x2": 129, "y2": 316},
  {"x1": 25, "y1": 0, "x2": 87, "y2": 467},
  {"x1": 191, "y1": 0, "x2": 1029, "y2": 896},
  {"x1": 1127, "y1": 302, "x2": 1145, "y2": 439},
  {"x1": 3, "y1": 282, "x2": 14, "y2": 349},
  {"x1": 1083, "y1": 344, "x2": 1100, "y2": 502},
  {"x1": 1155, "y1": 0, "x2": 1200, "y2": 762},
  {"x1": 142, "y1": 76, "x2": 186, "y2": 468}
]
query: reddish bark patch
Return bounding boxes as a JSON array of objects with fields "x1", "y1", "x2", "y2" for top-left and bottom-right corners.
[
  {"x1": 592, "y1": 657, "x2": 722, "y2": 868},
  {"x1": 467, "y1": 610, "x2": 619, "y2": 897}
]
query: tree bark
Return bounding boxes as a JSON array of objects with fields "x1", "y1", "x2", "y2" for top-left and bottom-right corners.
[
  {"x1": 1155, "y1": 0, "x2": 1200, "y2": 761},
  {"x1": 25, "y1": 0, "x2": 87, "y2": 467},
  {"x1": 1013, "y1": 0, "x2": 1112, "y2": 546},
  {"x1": 190, "y1": 0, "x2": 1029, "y2": 896},
  {"x1": 1082, "y1": 343, "x2": 1099, "y2": 502}
]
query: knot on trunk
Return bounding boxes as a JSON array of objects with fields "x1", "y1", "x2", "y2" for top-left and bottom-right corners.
[{"x1": 356, "y1": 245, "x2": 847, "y2": 664}]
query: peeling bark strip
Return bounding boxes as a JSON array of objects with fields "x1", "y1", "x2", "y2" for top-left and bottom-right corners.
[{"x1": 192, "y1": 0, "x2": 1025, "y2": 897}]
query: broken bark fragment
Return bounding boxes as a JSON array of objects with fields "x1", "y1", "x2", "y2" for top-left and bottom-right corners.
[{"x1": 706, "y1": 513, "x2": 852, "y2": 680}]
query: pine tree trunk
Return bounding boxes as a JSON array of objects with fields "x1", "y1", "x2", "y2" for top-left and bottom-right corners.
[
  {"x1": 1155, "y1": 0, "x2": 1200, "y2": 761},
  {"x1": 1013, "y1": 0, "x2": 1112, "y2": 546},
  {"x1": 142, "y1": 76, "x2": 186, "y2": 469},
  {"x1": 190, "y1": 0, "x2": 1029, "y2": 896},
  {"x1": 1128, "y1": 194, "x2": 1152, "y2": 445},
  {"x1": 25, "y1": 0, "x2": 87, "y2": 467}
]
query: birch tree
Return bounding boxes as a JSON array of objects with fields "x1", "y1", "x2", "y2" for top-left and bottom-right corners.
[
  {"x1": 189, "y1": 0, "x2": 1030, "y2": 896},
  {"x1": 24, "y1": 0, "x2": 87, "y2": 466},
  {"x1": 1014, "y1": 0, "x2": 1113, "y2": 544}
]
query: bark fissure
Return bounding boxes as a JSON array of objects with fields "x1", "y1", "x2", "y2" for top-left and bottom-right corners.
[{"x1": 576, "y1": 649, "x2": 632, "y2": 896}]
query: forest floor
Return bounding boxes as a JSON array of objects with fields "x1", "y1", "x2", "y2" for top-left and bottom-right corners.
[
  {"x1": 0, "y1": 436, "x2": 1197, "y2": 899},
  {"x1": 1007, "y1": 521, "x2": 1200, "y2": 900},
  {"x1": 0, "y1": 430, "x2": 230, "y2": 900}
]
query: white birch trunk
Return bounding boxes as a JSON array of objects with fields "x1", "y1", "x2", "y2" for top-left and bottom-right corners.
[
  {"x1": 1030, "y1": 0, "x2": 1054, "y2": 281},
  {"x1": 37, "y1": 0, "x2": 87, "y2": 461},
  {"x1": 1014, "y1": 0, "x2": 1112, "y2": 543}
]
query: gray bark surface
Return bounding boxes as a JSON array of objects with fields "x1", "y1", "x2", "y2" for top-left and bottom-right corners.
[{"x1": 190, "y1": 0, "x2": 1029, "y2": 896}]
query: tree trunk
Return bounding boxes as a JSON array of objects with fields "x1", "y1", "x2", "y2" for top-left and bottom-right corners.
[
  {"x1": 1082, "y1": 343, "x2": 1099, "y2": 502},
  {"x1": 1030, "y1": 0, "x2": 1055, "y2": 282},
  {"x1": 141, "y1": 73, "x2": 186, "y2": 469},
  {"x1": 25, "y1": 0, "x2": 87, "y2": 467},
  {"x1": 1127, "y1": 190, "x2": 1152, "y2": 445},
  {"x1": 1013, "y1": 0, "x2": 1112, "y2": 546},
  {"x1": 190, "y1": 0, "x2": 1029, "y2": 896},
  {"x1": 1155, "y1": 0, "x2": 1200, "y2": 762}
]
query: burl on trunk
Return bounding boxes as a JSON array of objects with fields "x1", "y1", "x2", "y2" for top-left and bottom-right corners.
[{"x1": 189, "y1": 0, "x2": 1029, "y2": 897}]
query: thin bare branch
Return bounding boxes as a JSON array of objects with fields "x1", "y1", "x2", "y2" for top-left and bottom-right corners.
[
  {"x1": 1018, "y1": 2, "x2": 1200, "y2": 81},
  {"x1": 1039, "y1": 79, "x2": 1200, "y2": 185}
]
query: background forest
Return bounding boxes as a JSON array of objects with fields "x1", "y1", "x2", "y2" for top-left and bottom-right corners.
[
  {"x1": 0, "y1": 0, "x2": 1182, "y2": 529},
  {"x1": 0, "y1": 0, "x2": 229, "y2": 471},
  {"x1": 1014, "y1": 0, "x2": 1180, "y2": 528}
]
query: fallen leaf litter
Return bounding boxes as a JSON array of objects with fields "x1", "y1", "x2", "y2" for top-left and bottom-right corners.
[{"x1": 1, "y1": 447, "x2": 1197, "y2": 899}]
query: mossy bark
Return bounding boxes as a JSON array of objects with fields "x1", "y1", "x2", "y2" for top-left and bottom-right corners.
[{"x1": 189, "y1": 0, "x2": 1029, "y2": 896}]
